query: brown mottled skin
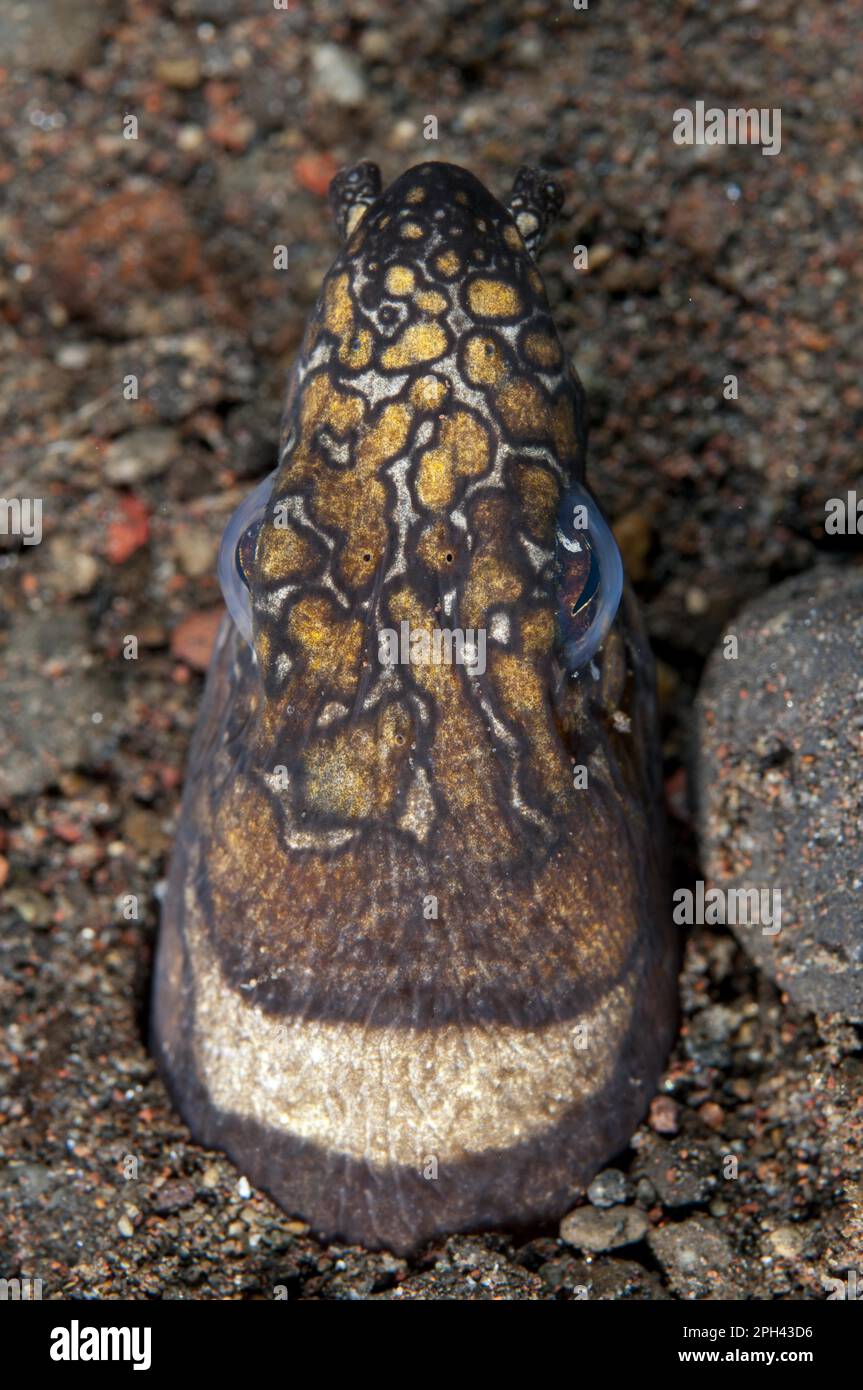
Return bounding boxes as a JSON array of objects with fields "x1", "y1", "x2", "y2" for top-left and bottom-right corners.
[{"x1": 152, "y1": 161, "x2": 677, "y2": 1254}]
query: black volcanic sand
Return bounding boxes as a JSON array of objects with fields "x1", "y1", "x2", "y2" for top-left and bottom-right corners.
[{"x1": 1, "y1": 1, "x2": 861, "y2": 1299}]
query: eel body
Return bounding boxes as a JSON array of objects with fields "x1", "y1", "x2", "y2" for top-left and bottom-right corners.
[{"x1": 152, "y1": 160, "x2": 677, "y2": 1253}]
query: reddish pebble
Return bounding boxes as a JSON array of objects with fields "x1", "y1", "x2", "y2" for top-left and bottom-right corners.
[
  {"x1": 52, "y1": 818, "x2": 83, "y2": 845},
  {"x1": 208, "y1": 111, "x2": 255, "y2": 152},
  {"x1": 793, "y1": 322, "x2": 831, "y2": 352},
  {"x1": 294, "y1": 152, "x2": 339, "y2": 197},
  {"x1": 171, "y1": 609, "x2": 223, "y2": 672},
  {"x1": 105, "y1": 495, "x2": 150, "y2": 564},
  {"x1": 0, "y1": 856, "x2": 8, "y2": 890},
  {"x1": 649, "y1": 1095, "x2": 680, "y2": 1135}
]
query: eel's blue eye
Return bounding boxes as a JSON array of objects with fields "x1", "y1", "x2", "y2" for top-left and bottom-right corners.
[
  {"x1": 217, "y1": 469, "x2": 277, "y2": 645},
  {"x1": 554, "y1": 481, "x2": 623, "y2": 673}
]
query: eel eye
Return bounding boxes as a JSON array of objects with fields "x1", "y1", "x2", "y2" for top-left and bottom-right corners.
[
  {"x1": 217, "y1": 469, "x2": 277, "y2": 645},
  {"x1": 554, "y1": 481, "x2": 623, "y2": 673}
]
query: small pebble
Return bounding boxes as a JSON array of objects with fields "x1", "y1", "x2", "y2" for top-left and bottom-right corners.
[
  {"x1": 104, "y1": 428, "x2": 179, "y2": 485},
  {"x1": 649, "y1": 1095, "x2": 679, "y2": 1135},
  {"x1": 5, "y1": 888, "x2": 53, "y2": 928},
  {"x1": 587, "y1": 1168, "x2": 629, "y2": 1208},
  {"x1": 56, "y1": 343, "x2": 92, "y2": 369},
  {"x1": 560, "y1": 1205, "x2": 648, "y2": 1253},
  {"x1": 156, "y1": 57, "x2": 202, "y2": 89},
  {"x1": 310, "y1": 44, "x2": 367, "y2": 106},
  {"x1": 767, "y1": 1224, "x2": 806, "y2": 1260},
  {"x1": 698, "y1": 1101, "x2": 725, "y2": 1131},
  {"x1": 151, "y1": 1180, "x2": 196, "y2": 1215}
]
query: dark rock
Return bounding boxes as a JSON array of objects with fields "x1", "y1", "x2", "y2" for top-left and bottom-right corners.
[
  {"x1": 94, "y1": 334, "x2": 255, "y2": 435},
  {"x1": 150, "y1": 1181, "x2": 196, "y2": 1215},
  {"x1": 694, "y1": 567, "x2": 863, "y2": 1021}
]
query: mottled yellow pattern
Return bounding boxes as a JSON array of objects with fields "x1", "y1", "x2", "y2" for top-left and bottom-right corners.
[
  {"x1": 410, "y1": 373, "x2": 449, "y2": 411},
  {"x1": 257, "y1": 521, "x2": 318, "y2": 582},
  {"x1": 524, "y1": 331, "x2": 561, "y2": 368},
  {"x1": 464, "y1": 332, "x2": 507, "y2": 386},
  {"x1": 497, "y1": 377, "x2": 550, "y2": 435},
  {"x1": 416, "y1": 410, "x2": 490, "y2": 509},
  {"x1": 515, "y1": 462, "x2": 558, "y2": 537},
  {"x1": 287, "y1": 595, "x2": 363, "y2": 693},
  {"x1": 324, "y1": 273, "x2": 373, "y2": 368},
  {"x1": 381, "y1": 321, "x2": 447, "y2": 370},
  {"x1": 467, "y1": 277, "x2": 522, "y2": 318},
  {"x1": 385, "y1": 264, "x2": 415, "y2": 296},
  {"x1": 303, "y1": 708, "x2": 410, "y2": 820},
  {"x1": 504, "y1": 224, "x2": 525, "y2": 252},
  {"x1": 415, "y1": 289, "x2": 448, "y2": 315},
  {"x1": 434, "y1": 249, "x2": 461, "y2": 277},
  {"x1": 462, "y1": 553, "x2": 523, "y2": 628}
]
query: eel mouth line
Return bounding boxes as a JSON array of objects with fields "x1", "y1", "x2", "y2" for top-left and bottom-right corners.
[{"x1": 184, "y1": 884, "x2": 636, "y2": 1168}]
